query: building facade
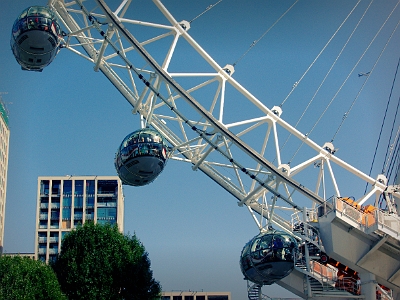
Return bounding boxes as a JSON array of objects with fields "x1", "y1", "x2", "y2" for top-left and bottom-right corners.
[
  {"x1": 0, "y1": 100, "x2": 10, "y2": 255},
  {"x1": 35, "y1": 176, "x2": 124, "y2": 263},
  {"x1": 161, "y1": 291, "x2": 231, "y2": 300}
]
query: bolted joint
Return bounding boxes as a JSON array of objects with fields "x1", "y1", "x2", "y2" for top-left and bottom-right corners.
[
  {"x1": 222, "y1": 64, "x2": 235, "y2": 76},
  {"x1": 179, "y1": 20, "x2": 190, "y2": 31},
  {"x1": 278, "y1": 164, "x2": 291, "y2": 176},
  {"x1": 322, "y1": 142, "x2": 336, "y2": 154},
  {"x1": 376, "y1": 174, "x2": 387, "y2": 185},
  {"x1": 271, "y1": 106, "x2": 282, "y2": 117}
]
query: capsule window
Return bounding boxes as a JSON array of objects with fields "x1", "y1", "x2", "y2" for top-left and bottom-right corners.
[{"x1": 30, "y1": 46, "x2": 44, "y2": 51}]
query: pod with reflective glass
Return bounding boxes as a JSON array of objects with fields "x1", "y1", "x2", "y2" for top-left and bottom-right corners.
[
  {"x1": 11, "y1": 6, "x2": 62, "y2": 71},
  {"x1": 115, "y1": 128, "x2": 168, "y2": 186},
  {"x1": 240, "y1": 231, "x2": 298, "y2": 285}
]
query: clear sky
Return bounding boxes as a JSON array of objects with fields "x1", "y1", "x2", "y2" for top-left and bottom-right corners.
[{"x1": 1, "y1": 0, "x2": 399, "y2": 299}]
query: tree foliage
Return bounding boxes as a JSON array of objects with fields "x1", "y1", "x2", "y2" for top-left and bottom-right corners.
[
  {"x1": 52, "y1": 222, "x2": 161, "y2": 300},
  {"x1": 0, "y1": 255, "x2": 66, "y2": 300}
]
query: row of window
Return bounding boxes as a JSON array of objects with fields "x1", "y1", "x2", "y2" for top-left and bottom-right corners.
[
  {"x1": 0, "y1": 148, "x2": 8, "y2": 165},
  {"x1": 40, "y1": 180, "x2": 118, "y2": 196},
  {"x1": 0, "y1": 137, "x2": 8, "y2": 153},
  {"x1": 39, "y1": 198, "x2": 116, "y2": 208},
  {"x1": 0, "y1": 116, "x2": 9, "y2": 134}
]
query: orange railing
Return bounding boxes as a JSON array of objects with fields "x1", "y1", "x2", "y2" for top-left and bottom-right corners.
[
  {"x1": 317, "y1": 197, "x2": 400, "y2": 235},
  {"x1": 335, "y1": 276, "x2": 360, "y2": 295}
]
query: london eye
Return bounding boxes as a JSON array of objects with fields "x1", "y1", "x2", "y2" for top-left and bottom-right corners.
[{"x1": 9, "y1": 0, "x2": 400, "y2": 299}]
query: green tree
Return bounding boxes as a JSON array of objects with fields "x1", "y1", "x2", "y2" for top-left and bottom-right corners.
[
  {"x1": 52, "y1": 222, "x2": 161, "y2": 300},
  {"x1": 0, "y1": 255, "x2": 66, "y2": 300}
]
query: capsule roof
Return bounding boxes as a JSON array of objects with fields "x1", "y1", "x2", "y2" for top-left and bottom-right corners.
[{"x1": 16, "y1": 6, "x2": 56, "y2": 21}]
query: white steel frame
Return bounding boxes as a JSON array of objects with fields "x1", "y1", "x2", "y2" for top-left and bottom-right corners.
[{"x1": 48, "y1": 0, "x2": 391, "y2": 233}]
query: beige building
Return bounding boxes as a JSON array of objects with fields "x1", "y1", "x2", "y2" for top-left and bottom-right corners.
[
  {"x1": 35, "y1": 175, "x2": 124, "y2": 263},
  {"x1": 0, "y1": 99, "x2": 9, "y2": 255},
  {"x1": 161, "y1": 291, "x2": 231, "y2": 300}
]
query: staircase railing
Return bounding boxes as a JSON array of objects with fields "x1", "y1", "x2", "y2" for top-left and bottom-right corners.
[{"x1": 376, "y1": 284, "x2": 393, "y2": 300}]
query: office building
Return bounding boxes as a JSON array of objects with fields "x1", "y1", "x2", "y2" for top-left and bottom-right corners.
[
  {"x1": 161, "y1": 291, "x2": 231, "y2": 300},
  {"x1": 0, "y1": 99, "x2": 9, "y2": 255},
  {"x1": 35, "y1": 176, "x2": 124, "y2": 263}
]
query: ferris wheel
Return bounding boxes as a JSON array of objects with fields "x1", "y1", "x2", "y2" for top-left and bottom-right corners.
[{"x1": 10, "y1": 0, "x2": 400, "y2": 299}]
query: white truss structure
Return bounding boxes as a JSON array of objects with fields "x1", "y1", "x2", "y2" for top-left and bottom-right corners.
[{"x1": 48, "y1": 0, "x2": 392, "y2": 233}]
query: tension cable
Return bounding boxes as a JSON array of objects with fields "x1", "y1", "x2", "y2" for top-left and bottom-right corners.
[
  {"x1": 232, "y1": 0, "x2": 299, "y2": 67},
  {"x1": 364, "y1": 55, "x2": 400, "y2": 194},
  {"x1": 189, "y1": 0, "x2": 223, "y2": 24},
  {"x1": 332, "y1": 17, "x2": 400, "y2": 144},
  {"x1": 279, "y1": 0, "x2": 362, "y2": 108}
]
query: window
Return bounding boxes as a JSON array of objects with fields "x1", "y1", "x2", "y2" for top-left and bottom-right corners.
[
  {"x1": 208, "y1": 297, "x2": 228, "y2": 300},
  {"x1": 52, "y1": 180, "x2": 61, "y2": 195},
  {"x1": 74, "y1": 210, "x2": 83, "y2": 220},
  {"x1": 74, "y1": 180, "x2": 84, "y2": 207},
  {"x1": 40, "y1": 180, "x2": 49, "y2": 195},
  {"x1": 97, "y1": 180, "x2": 117, "y2": 195},
  {"x1": 97, "y1": 218, "x2": 116, "y2": 226},
  {"x1": 86, "y1": 180, "x2": 95, "y2": 206},
  {"x1": 63, "y1": 180, "x2": 72, "y2": 196},
  {"x1": 50, "y1": 210, "x2": 59, "y2": 220},
  {"x1": 39, "y1": 220, "x2": 47, "y2": 229},
  {"x1": 75, "y1": 180, "x2": 84, "y2": 196},
  {"x1": 97, "y1": 196, "x2": 116, "y2": 207},
  {"x1": 86, "y1": 208, "x2": 94, "y2": 220},
  {"x1": 40, "y1": 196, "x2": 49, "y2": 207},
  {"x1": 49, "y1": 232, "x2": 58, "y2": 243},
  {"x1": 86, "y1": 180, "x2": 95, "y2": 193},
  {"x1": 38, "y1": 255, "x2": 46, "y2": 262},
  {"x1": 50, "y1": 220, "x2": 59, "y2": 229},
  {"x1": 62, "y1": 208, "x2": 71, "y2": 219},
  {"x1": 63, "y1": 196, "x2": 71, "y2": 207},
  {"x1": 97, "y1": 207, "x2": 116, "y2": 219},
  {"x1": 74, "y1": 196, "x2": 83, "y2": 207},
  {"x1": 195, "y1": 297, "x2": 205, "y2": 300},
  {"x1": 38, "y1": 232, "x2": 47, "y2": 243}
]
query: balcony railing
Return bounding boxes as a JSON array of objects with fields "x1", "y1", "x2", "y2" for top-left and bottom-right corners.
[
  {"x1": 316, "y1": 197, "x2": 400, "y2": 239},
  {"x1": 49, "y1": 237, "x2": 58, "y2": 243},
  {"x1": 97, "y1": 202, "x2": 117, "y2": 207},
  {"x1": 97, "y1": 193, "x2": 116, "y2": 197},
  {"x1": 39, "y1": 214, "x2": 48, "y2": 220},
  {"x1": 48, "y1": 248, "x2": 58, "y2": 254},
  {"x1": 38, "y1": 237, "x2": 47, "y2": 243}
]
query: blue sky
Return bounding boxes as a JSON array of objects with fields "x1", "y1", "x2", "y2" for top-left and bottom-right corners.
[{"x1": 1, "y1": 0, "x2": 399, "y2": 299}]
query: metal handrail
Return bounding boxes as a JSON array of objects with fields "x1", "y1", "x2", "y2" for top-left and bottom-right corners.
[{"x1": 316, "y1": 197, "x2": 400, "y2": 238}]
